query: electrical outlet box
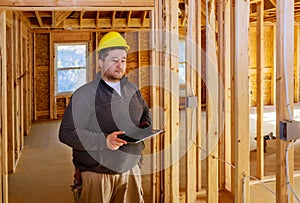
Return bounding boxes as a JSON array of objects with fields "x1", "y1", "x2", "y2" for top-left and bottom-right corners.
[
  {"x1": 280, "y1": 120, "x2": 300, "y2": 141},
  {"x1": 186, "y1": 96, "x2": 198, "y2": 108}
]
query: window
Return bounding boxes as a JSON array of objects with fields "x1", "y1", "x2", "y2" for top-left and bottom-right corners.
[
  {"x1": 178, "y1": 40, "x2": 186, "y2": 84},
  {"x1": 55, "y1": 43, "x2": 88, "y2": 94}
]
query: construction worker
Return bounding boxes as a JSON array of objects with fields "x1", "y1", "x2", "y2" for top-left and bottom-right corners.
[{"x1": 59, "y1": 31, "x2": 151, "y2": 203}]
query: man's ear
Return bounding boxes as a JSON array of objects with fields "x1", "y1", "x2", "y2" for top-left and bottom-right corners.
[{"x1": 98, "y1": 59, "x2": 103, "y2": 69}]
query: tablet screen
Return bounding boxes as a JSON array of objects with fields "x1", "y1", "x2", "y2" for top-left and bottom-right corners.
[{"x1": 118, "y1": 128, "x2": 164, "y2": 143}]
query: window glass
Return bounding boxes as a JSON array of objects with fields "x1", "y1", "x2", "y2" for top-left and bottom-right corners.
[{"x1": 55, "y1": 44, "x2": 87, "y2": 94}]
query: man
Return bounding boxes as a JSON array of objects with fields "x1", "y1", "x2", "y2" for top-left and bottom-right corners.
[{"x1": 59, "y1": 31, "x2": 151, "y2": 203}]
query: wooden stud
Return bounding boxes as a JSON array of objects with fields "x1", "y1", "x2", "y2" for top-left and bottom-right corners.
[
  {"x1": 6, "y1": 23, "x2": 15, "y2": 173},
  {"x1": 14, "y1": 13, "x2": 21, "y2": 163},
  {"x1": 169, "y1": 0, "x2": 179, "y2": 200},
  {"x1": 275, "y1": 0, "x2": 294, "y2": 202},
  {"x1": 195, "y1": 0, "x2": 202, "y2": 194},
  {"x1": 49, "y1": 33, "x2": 55, "y2": 119},
  {"x1": 19, "y1": 20, "x2": 24, "y2": 151},
  {"x1": 0, "y1": 10, "x2": 9, "y2": 203},
  {"x1": 162, "y1": 0, "x2": 180, "y2": 202},
  {"x1": 230, "y1": 0, "x2": 236, "y2": 195},
  {"x1": 223, "y1": 0, "x2": 232, "y2": 192},
  {"x1": 206, "y1": 0, "x2": 219, "y2": 202},
  {"x1": 218, "y1": 0, "x2": 225, "y2": 191},
  {"x1": 294, "y1": 25, "x2": 299, "y2": 103},
  {"x1": 233, "y1": 1, "x2": 250, "y2": 203},
  {"x1": 185, "y1": 0, "x2": 197, "y2": 202},
  {"x1": 256, "y1": 0, "x2": 264, "y2": 180}
]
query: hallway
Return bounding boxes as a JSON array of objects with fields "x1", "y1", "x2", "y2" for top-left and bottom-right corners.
[{"x1": 8, "y1": 121, "x2": 74, "y2": 203}]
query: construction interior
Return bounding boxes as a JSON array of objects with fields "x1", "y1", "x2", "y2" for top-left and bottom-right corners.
[{"x1": 1, "y1": 0, "x2": 300, "y2": 202}]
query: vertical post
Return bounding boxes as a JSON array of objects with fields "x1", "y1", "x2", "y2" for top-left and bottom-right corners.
[
  {"x1": 218, "y1": 0, "x2": 225, "y2": 191},
  {"x1": 223, "y1": 0, "x2": 232, "y2": 191},
  {"x1": 49, "y1": 33, "x2": 55, "y2": 119},
  {"x1": 206, "y1": 0, "x2": 219, "y2": 202},
  {"x1": 276, "y1": 0, "x2": 294, "y2": 202},
  {"x1": 230, "y1": 0, "x2": 236, "y2": 194},
  {"x1": 294, "y1": 25, "x2": 299, "y2": 103},
  {"x1": 256, "y1": 0, "x2": 264, "y2": 179},
  {"x1": 149, "y1": 8, "x2": 159, "y2": 203},
  {"x1": 162, "y1": 0, "x2": 180, "y2": 202},
  {"x1": 233, "y1": 0, "x2": 250, "y2": 202},
  {"x1": 185, "y1": 0, "x2": 197, "y2": 202},
  {"x1": 195, "y1": 0, "x2": 202, "y2": 195},
  {"x1": 0, "y1": 10, "x2": 8, "y2": 203}
]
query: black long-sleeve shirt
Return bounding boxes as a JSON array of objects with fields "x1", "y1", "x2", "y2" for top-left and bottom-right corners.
[{"x1": 59, "y1": 74, "x2": 151, "y2": 174}]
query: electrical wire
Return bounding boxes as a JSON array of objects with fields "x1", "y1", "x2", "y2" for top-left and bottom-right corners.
[{"x1": 188, "y1": 108, "x2": 277, "y2": 198}]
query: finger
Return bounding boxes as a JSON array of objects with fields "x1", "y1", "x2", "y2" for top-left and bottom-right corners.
[{"x1": 115, "y1": 137, "x2": 127, "y2": 145}]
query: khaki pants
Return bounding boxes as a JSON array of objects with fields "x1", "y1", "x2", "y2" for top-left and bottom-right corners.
[{"x1": 79, "y1": 165, "x2": 143, "y2": 203}]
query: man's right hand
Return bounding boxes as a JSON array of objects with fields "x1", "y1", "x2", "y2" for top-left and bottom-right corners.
[{"x1": 106, "y1": 131, "x2": 127, "y2": 150}]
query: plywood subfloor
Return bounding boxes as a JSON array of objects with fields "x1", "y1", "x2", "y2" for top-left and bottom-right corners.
[{"x1": 8, "y1": 121, "x2": 74, "y2": 203}]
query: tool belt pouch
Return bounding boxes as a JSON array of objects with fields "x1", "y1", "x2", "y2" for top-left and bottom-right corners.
[{"x1": 71, "y1": 168, "x2": 82, "y2": 202}]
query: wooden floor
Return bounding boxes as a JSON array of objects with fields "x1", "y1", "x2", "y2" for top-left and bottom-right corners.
[{"x1": 8, "y1": 105, "x2": 300, "y2": 202}]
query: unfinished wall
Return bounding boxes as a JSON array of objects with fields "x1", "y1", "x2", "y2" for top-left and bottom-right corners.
[
  {"x1": 5, "y1": 11, "x2": 32, "y2": 173},
  {"x1": 33, "y1": 30, "x2": 151, "y2": 121},
  {"x1": 249, "y1": 25, "x2": 275, "y2": 106}
]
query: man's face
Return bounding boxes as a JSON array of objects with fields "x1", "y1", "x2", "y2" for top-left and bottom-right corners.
[{"x1": 99, "y1": 49, "x2": 127, "y2": 82}]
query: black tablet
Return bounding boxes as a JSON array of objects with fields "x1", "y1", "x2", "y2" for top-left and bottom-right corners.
[{"x1": 118, "y1": 128, "x2": 164, "y2": 143}]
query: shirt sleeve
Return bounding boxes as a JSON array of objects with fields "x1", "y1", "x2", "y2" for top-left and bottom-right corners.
[
  {"x1": 59, "y1": 88, "x2": 106, "y2": 151},
  {"x1": 138, "y1": 90, "x2": 152, "y2": 126}
]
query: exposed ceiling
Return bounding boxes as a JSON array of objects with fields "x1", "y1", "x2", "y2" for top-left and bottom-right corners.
[
  {"x1": 250, "y1": 0, "x2": 300, "y2": 23},
  {"x1": 15, "y1": 0, "x2": 300, "y2": 30}
]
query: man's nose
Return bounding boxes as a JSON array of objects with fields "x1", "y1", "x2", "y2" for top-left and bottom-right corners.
[{"x1": 116, "y1": 60, "x2": 122, "y2": 67}]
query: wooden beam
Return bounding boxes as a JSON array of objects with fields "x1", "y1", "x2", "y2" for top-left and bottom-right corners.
[
  {"x1": 294, "y1": 25, "x2": 299, "y2": 103},
  {"x1": 18, "y1": 11, "x2": 31, "y2": 28},
  {"x1": 141, "y1": 11, "x2": 147, "y2": 27},
  {"x1": 218, "y1": 0, "x2": 225, "y2": 191},
  {"x1": 230, "y1": 0, "x2": 236, "y2": 195},
  {"x1": 206, "y1": 0, "x2": 219, "y2": 202},
  {"x1": 0, "y1": 10, "x2": 9, "y2": 203},
  {"x1": 195, "y1": 0, "x2": 202, "y2": 194},
  {"x1": 256, "y1": 0, "x2": 264, "y2": 180},
  {"x1": 269, "y1": 0, "x2": 276, "y2": 7},
  {"x1": 55, "y1": 11, "x2": 72, "y2": 27},
  {"x1": 233, "y1": 0, "x2": 250, "y2": 202},
  {"x1": 162, "y1": 0, "x2": 179, "y2": 202},
  {"x1": 276, "y1": 0, "x2": 294, "y2": 202},
  {"x1": 0, "y1": 0, "x2": 155, "y2": 7},
  {"x1": 52, "y1": 11, "x2": 55, "y2": 27},
  {"x1": 111, "y1": 11, "x2": 116, "y2": 28},
  {"x1": 35, "y1": 11, "x2": 43, "y2": 28},
  {"x1": 126, "y1": 11, "x2": 132, "y2": 28},
  {"x1": 185, "y1": 0, "x2": 197, "y2": 202},
  {"x1": 223, "y1": 0, "x2": 232, "y2": 192},
  {"x1": 0, "y1": 7, "x2": 154, "y2": 12},
  {"x1": 80, "y1": 11, "x2": 84, "y2": 29},
  {"x1": 95, "y1": 11, "x2": 99, "y2": 29}
]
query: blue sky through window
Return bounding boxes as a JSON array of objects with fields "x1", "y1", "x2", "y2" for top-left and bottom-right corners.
[{"x1": 55, "y1": 44, "x2": 87, "y2": 94}]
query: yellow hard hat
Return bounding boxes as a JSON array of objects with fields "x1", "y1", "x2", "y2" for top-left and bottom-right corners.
[{"x1": 98, "y1": 31, "x2": 130, "y2": 51}]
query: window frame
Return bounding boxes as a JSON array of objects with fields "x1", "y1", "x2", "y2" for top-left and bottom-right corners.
[{"x1": 54, "y1": 42, "x2": 89, "y2": 96}]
